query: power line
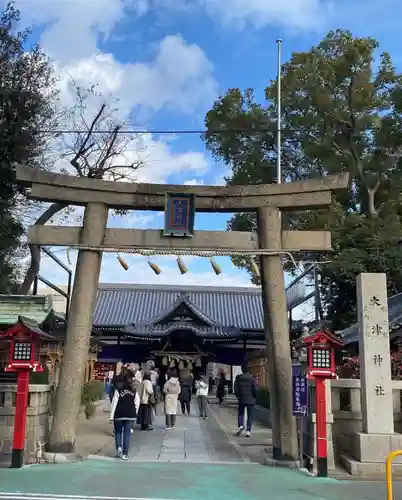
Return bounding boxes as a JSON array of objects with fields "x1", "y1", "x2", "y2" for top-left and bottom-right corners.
[{"x1": 42, "y1": 128, "x2": 273, "y2": 135}]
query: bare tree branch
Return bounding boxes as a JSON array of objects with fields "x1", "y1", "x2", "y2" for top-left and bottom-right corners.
[{"x1": 19, "y1": 85, "x2": 145, "y2": 294}]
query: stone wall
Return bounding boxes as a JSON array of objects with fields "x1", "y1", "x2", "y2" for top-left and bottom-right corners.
[
  {"x1": 330, "y1": 378, "x2": 402, "y2": 461},
  {"x1": 0, "y1": 383, "x2": 51, "y2": 459}
]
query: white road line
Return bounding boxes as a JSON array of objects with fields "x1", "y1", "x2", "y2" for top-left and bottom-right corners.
[{"x1": 0, "y1": 494, "x2": 179, "y2": 500}]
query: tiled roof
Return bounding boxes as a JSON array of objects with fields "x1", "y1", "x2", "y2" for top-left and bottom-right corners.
[
  {"x1": 340, "y1": 292, "x2": 402, "y2": 344},
  {"x1": 93, "y1": 284, "x2": 271, "y2": 330},
  {"x1": 143, "y1": 295, "x2": 217, "y2": 326},
  {"x1": 0, "y1": 295, "x2": 54, "y2": 325},
  {"x1": 123, "y1": 321, "x2": 251, "y2": 340}
]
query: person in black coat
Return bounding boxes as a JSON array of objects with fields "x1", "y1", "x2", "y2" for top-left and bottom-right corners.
[
  {"x1": 109, "y1": 374, "x2": 140, "y2": 460},
  {"x1": 234, "y1": 365, "x2": 257, "y2": 437},
  {"x1": 179, "y1": 369, "x2": 193, "y2": 415},
  {"x1": 216, "y1": 371, "x2": 227, "y2": 404}
]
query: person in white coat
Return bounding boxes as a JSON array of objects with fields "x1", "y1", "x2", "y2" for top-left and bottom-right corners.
[
  {"x1": 163, "y1": 370, "x2": 181, "y2": 429},
  {"x1": 195, "y1": 373, "x2": 209, "y2": 419},
  {"x1": 137, "y1": 372, "x2": 154, "y2": 430}
]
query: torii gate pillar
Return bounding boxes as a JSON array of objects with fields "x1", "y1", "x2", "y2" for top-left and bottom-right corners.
[
  {"x1": 258, "y1": 206, "x2": 297, "y2": 460},
  {"x1": 49, "y1": 202, "x2": 108, "y2": 452}
]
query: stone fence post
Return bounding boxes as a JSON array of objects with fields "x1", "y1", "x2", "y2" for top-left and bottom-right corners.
[{"x1": 0, "y1": 384, "x2": 51, "y2": 460}]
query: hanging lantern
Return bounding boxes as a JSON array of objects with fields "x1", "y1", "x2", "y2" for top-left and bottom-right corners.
[
  {"x1": 187, "y1": 361, "x2": 193, "y2": 370},
  {"x1": 178, "y1": 360, "x2": 184, "y2": 370},
  {"x1": 169, "y1": 359, "x2": 175, "y2": 368},
  {"x1": 195, "y1": 358, "x2": 202, "y2": 367},
  {"x1": 117, "y1": 254, "x2": 129, "y2": 271},
  {"x1": 162, "y1": 356, "x2": 168, "y2": 366},
  {"x1": 251, "y1": 258, "x2": 260, "y2": 278},
  {"x1": 148, "y1": 260, "x2": 161, "y2": 275},
  {"x1": 210, "y1": 257, "x2": 222, "y2": 275},
  {"x1": 66, "y1": 248, "x2": 72, "y2": 266},
  {"x1": 177, "y1": 256, "x2": 188, "y2": 274}
]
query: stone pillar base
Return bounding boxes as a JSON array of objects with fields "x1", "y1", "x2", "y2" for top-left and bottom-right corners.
[
  {"x1": 353, "y1": 432, "x2": 402, "y2": 463},
  {"x1": 341, "y1": 432, "x2": 402, "y2": 476}
]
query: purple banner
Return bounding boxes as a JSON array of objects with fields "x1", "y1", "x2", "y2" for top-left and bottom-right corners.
[{"x1": 292, "y1": 364, "x2": 308, "y2": 416}]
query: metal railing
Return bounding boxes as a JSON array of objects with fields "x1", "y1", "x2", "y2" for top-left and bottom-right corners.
[
  {"x1": 32, "y1": 247, "x2": 72, "y2": 320},
  {"x1": 386, "y1": 450, "x2": 402, "y2": 500}
]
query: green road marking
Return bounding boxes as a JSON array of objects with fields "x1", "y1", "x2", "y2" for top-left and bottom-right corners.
[{"x1": 0, "y1": 460, "x2": 359, "y2": 500}]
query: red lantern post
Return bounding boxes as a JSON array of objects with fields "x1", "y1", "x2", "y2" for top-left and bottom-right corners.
[
  {"x1": 0, "y1": 317, "x2": 51, "y2": 468},
  {"x1": 303, "y1": 329, "x2": 343, "y2": 477}
]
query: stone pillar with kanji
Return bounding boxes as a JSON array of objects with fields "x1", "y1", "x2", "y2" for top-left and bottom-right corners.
[{"x1": 346, "y1": 273, "x2": 402, "y2": 475}]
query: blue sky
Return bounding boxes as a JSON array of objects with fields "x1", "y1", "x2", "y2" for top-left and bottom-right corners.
[{"x1": 9, "y1": 0, "x2": 402, "y2": 320}]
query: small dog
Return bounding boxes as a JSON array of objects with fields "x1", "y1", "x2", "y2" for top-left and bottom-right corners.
[{"x1": 35, "y1": 441, "x2": 47, "y2": 464}]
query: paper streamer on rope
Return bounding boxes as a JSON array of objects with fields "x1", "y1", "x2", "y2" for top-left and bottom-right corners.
[
  {"x1": 117, "y1": 254, "x2": 129, "y2": 271},
  {"x1": 251, "y1": 258, "x2": 260, "y2": 278},
  {"x1": 210, "y1": 257, "x2": 222, "y2": 275},
  {"x1": 148, "y1": 260, "x2": 161, "y2": 275},
  {"x1": 177, "y1": 256, "x2": 188, "y2": 275},
  {"x1": 64, "y1": 245, "x2": 299, "y2": 276}
]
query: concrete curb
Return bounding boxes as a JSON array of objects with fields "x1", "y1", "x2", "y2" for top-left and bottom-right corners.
[
  {"x1": 264, "y1": 455, "x2": 301, "y2": 469},
  {"x1": 42, "y1": 451, "x2": 85, "y2": 464}
]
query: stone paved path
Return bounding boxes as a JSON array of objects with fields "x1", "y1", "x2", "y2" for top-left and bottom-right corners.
[{"x1": 91, "y1": 401, "x2": 247, "y2": 463}]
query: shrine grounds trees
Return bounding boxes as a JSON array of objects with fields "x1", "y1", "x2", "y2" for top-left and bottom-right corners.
[
  {"x1": 0, "y1": 3, "x2": 57, "y2": 293},
  {"x1": 203, "y1": 30, "x2": 402, "y2": 329}
]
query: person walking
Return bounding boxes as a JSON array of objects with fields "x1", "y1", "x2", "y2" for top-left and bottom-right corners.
[
  {"x1": 195, "y1": 373, "x2": 209, "y2": 419},
  {"x1": 179, "y1": 368, "x2": 193, "y2": 415},
  {"x1": 109, "y1": 373, "x2": 140, "y2": 460},
  {"x1": 234, "y1": 365, "x2": 257, "y2": 438},
  {"x1": 216, "y1": 371, "x2": 227, "y2": 404},
  {"x1": 163, "y1": 370, "x2": 181, "y2": 429},
  {"x1": 137, "y1": 372, "x2": 155, "y2": 431}
]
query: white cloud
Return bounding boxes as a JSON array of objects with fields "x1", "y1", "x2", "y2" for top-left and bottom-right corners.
[
  {"x1": 12, "y1": 0, "x2": 217, "y2": 115},
  {"x1": 135, "y1": 0, "x2": 332, "y2": 31},
  {"x1": 25, "y1": 2, "x2": 217, "y2": 186},
  {"x1": 112, "y1": 135, "x2": 209, "y2": 183},
  {"x1": 198, "y1": 0, "x2": 332, "y2": 31},
  {"x1": 56, "y1": 35, "x2": 216, "y2": 115},
  {"x1": 183, "y1": 178, "x2": 205, "y2": 185},
  {"x1": 16, "y1": 0, "x2": 133, "y2": 64}
]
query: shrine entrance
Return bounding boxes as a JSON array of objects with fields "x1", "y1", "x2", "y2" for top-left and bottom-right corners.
[{"x1": 17, "y1": 166, "x2": 348, "y2": 458}]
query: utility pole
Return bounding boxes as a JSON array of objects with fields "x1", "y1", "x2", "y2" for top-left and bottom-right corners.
[{"x1": 276, "y1": 38, "x2": 282, "y2": 185}]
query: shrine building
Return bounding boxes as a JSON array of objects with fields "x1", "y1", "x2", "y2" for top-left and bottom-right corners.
[{"x1": 87, "y1": 283, "x2": 306, "y2": 378}]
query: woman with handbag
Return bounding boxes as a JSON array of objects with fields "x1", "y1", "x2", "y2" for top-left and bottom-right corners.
[{"x1": 137, "y1": 372, "x2": 155, "y2": 431}]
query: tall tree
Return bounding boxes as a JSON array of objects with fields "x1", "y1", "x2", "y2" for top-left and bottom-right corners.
[
  {"x1": 0, "y1": 2, "x2": 57, "y2": 292},
  {"x1": 203, "y1": 30, "x2": 402, "y2": 328}
]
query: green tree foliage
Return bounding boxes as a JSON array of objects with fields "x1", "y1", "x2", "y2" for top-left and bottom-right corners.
[
  {"x1": 203, "y1": 30, "x2": 402, "y2": 328},
  {"x1": 0, "y1": 2, "x2": 57, "y2": 293}
]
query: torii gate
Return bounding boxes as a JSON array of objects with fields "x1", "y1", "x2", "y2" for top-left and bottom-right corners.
[{"x1": 16, "y1": 166, "x2": 349, "y2": 460}]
